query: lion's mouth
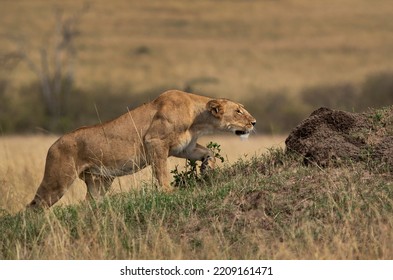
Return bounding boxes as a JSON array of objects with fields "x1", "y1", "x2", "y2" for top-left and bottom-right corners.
[{"x1": 235, "y1": 130, "x2": 249, "y2": 136}]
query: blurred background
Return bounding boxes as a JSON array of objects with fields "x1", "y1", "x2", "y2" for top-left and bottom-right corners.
[{"x1": 1, "y1": 0, "x2": 393, "y2": 134}]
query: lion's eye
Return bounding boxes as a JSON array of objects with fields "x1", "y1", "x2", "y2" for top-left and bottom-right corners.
[{"x1": 236, "y1": 109, "x2": 243, "y2": 115}]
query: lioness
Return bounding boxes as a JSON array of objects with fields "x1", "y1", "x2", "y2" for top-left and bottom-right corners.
[{"x1": 28, "y1": 90, "x2": 256, "y2": 208}]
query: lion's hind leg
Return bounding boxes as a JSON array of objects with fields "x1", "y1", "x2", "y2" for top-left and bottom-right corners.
[
  {"x1": 28, "y1": 159, "x2": 80, "y2": 208},
  {"x1": 80, "y1": 171, "x2": 114, "y2": 201},
  {"x1": 27, "y1": 136, "x2": 85, "y2": 209}
]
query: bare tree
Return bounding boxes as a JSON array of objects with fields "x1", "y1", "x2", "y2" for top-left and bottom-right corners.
[{"x1": 5, "y1": 4, "x2": 89, "y2": 126}]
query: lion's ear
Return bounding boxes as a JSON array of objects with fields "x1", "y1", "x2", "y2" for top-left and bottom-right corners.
[{"x1": 207, "y1": 99, "x2": 224, "y2": 118}]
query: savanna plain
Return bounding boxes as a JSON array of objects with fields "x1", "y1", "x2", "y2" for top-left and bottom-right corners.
[{"x1": 0, "y1": 0, "x2": 393, "y2": 259}]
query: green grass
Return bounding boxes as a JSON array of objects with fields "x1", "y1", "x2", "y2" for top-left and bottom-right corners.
[{"x1": 1, "y1": 148, "x2": 392, "y2": 259}]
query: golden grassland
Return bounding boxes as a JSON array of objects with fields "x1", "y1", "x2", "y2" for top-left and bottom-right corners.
[
  {"x1": 1, "y1": 0, "x2": 393, "y2": 98},
  {"x1": 0, "y1": 134, "x2": 285, "y2": 213}
]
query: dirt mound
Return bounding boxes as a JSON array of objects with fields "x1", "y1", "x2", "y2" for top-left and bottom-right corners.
[{"x1": 285, "y1": 106, "x2": 393, "y2": 167}]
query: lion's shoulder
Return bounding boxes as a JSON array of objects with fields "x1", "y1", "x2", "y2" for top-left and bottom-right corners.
[
  {"x1": 155, "y1": 90, "x2": 210, "y2": 104},
  {"x1": 151, "y1": 90, "x2": 211, "y2": 119}
]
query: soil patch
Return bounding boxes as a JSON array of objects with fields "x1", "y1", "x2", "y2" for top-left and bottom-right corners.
[{"x1": 285, "y1": 106, "x2": 393, "y2": 168}]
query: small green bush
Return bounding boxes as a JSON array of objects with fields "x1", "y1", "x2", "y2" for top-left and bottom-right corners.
[{"x1": 171, "y1": 141, "x2": 225, "y2": 188}]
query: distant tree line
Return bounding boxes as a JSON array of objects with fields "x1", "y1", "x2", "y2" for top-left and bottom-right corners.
[
  {"x1": 1, "y1": 70, "x2": 392, "y2": 134},
  {"x1": 244, "y1": 71, "x2": 393, "y2": 134}
]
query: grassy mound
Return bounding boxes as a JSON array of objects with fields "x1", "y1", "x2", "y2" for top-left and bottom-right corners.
[{"x1": 0, "y1": 148, "x2": 392, "y2": 259}]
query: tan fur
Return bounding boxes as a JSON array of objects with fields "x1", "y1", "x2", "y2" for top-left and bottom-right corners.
[{"x1": 28, "y1": 90, "x2": 256, "y2": 208}]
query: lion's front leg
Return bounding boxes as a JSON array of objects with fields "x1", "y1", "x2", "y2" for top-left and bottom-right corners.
[
  {"x1": 195, "y1": 143, "x2": 216, "y2": 174},
  {"x1": 200, "y1": 155, "x2": 216, "y2": 174},
  {"x1": 177, "y1": 143, "x2": 216, "y2": 174},
  {"x1": 144, "y1": 137, "x2": 173, "y2": 192},
  {"x1": 151, "y1": 157, "x2": 173, "y2": 192}
]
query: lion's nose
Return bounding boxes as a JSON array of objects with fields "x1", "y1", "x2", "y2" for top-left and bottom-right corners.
[{"x1": 251, "y1": 121, "x2": 256, "y2": 127}]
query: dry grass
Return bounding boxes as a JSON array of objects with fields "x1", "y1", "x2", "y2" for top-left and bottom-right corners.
[
  {"x1": 1, "y1": 0, "x2": 393, "y2": 98},
  {"x1": 0, "y1": 134, "x2": 284, "y2": 213}
]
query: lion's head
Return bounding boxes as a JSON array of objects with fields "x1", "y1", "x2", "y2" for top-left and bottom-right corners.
[{"x1": 207, "y1": 99, "x2": 256, "y2": 137}]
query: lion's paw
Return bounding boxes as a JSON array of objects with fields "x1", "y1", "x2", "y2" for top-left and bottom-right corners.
[{"x1": 200, "y1": 156, "x2": 216, "y2": 174}]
